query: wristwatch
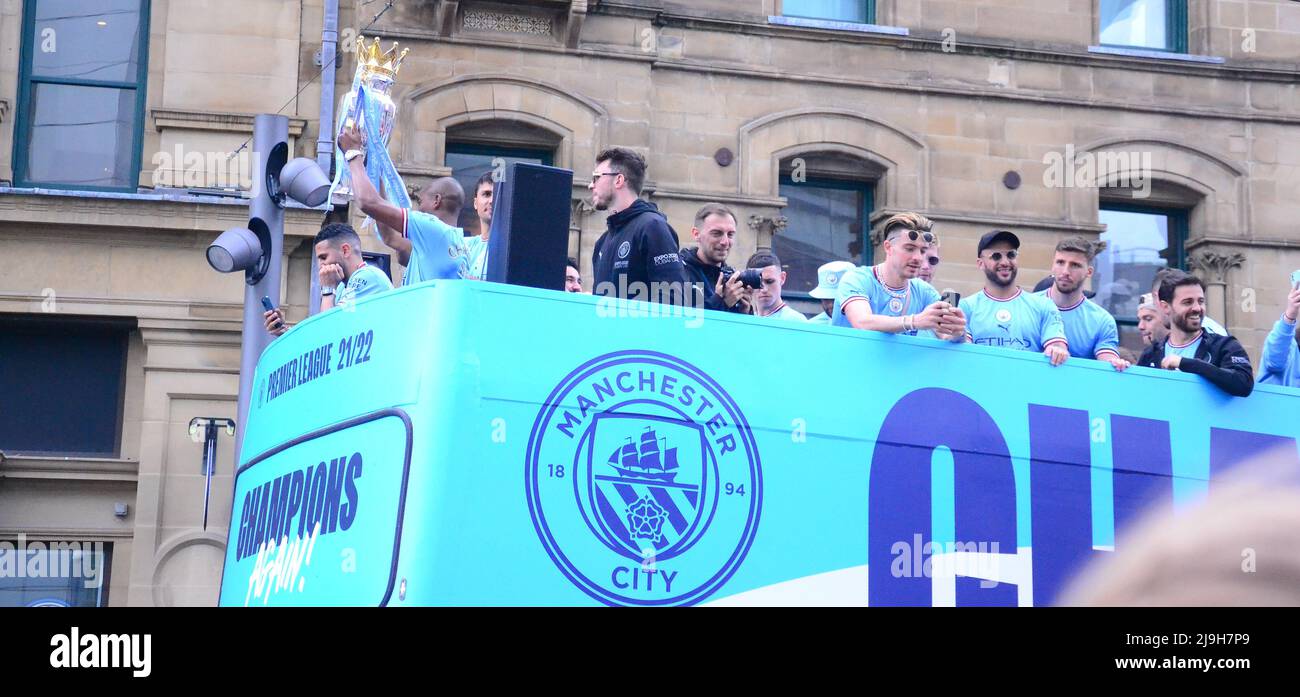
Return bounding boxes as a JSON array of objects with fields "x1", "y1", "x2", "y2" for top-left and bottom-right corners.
[
  {"x1": 321, "y1": 288, "x2": 335, "y2": 297},
  {"x1": 344, "y1": 149, "x2": 365, "y2": 162}
]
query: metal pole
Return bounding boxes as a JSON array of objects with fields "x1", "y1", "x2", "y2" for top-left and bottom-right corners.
[
  {"x1": 234, "y1": 114, "x2": 289, "y2": 463},
  {"x1": 311, "y1": 0, "x2": 340, "y2": 318}
]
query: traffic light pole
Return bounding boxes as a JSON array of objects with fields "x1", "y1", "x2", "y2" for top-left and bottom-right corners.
[{"x1": 234, "y1": 114, "x2": 289, "y2": 463}]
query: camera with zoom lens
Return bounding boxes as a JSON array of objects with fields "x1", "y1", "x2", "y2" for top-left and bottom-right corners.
[{"x1": 723, "y1": 268, "x2": 764, "y2": 290}]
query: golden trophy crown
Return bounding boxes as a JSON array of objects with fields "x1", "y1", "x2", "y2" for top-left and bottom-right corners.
[{"x1": 356, "y1": 36, "x2": 409, "y2": 80}]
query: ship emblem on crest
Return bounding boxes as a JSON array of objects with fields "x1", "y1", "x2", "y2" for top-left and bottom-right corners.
[{"x1": 588, "y1": 417, "x2": 707, "y2": 560}]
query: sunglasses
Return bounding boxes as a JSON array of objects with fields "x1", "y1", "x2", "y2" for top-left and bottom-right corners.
[
  {"x1": 590, "y1": 171, "x2": 621, "y2": 181},
  {"x1": 891, "y1": 229, "x2": 935, "y2": 244},
  {"x1": 984, "y1": 250, "x2": 1018, "y2": 261},
  {"x1": 926, "y1": 256, "x2": 940, "y2": 267}
]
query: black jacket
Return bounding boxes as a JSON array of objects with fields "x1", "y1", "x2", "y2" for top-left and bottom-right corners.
[
  {"x1": 680, "y1": 246, "x2": 744, "y2": 313},
  {"x1": 591, "y1": 200, "x2": 688, "y2": 303},
  {"x1": 1138, "y1": 330, "x2": 1254, "y2": 397}
]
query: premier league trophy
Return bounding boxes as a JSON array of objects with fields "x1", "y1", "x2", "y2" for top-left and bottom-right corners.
[{"x1": 331, "y1": 36, "x2": 410, "y2": 212}]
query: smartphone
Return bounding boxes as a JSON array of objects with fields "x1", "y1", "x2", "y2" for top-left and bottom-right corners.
[
  {"x1": 1291, "y1": 270, "x2": 1300, "y2": 288},
  {"x1": 941, "y1": 290, "x2": 961, "y2": 307},
  {"x1": 261, "y1": 296, "x2": 283, "y2": 330}
]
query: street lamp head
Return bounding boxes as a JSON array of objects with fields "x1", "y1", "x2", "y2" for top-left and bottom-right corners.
[
  {"x1": 279, "y1": 157, "x2": 331, "y2": 207},
  {"x1": 206, "y1": 226, "x2": 263, "y2": 273}
]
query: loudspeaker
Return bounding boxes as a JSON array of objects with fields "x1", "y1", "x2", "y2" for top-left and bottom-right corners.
[{"x1": 486, "y1": 162, "x2": 574, "y2": 290}]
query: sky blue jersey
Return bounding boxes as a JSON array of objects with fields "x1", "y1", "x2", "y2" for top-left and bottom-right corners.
[
  {"x1": 831, "y1": 265, "x2": 941, "y2": 338},
  {"x1": 464, "y1": 234, "x2": 489, "y2": 281},
  {"x1": 1257, "y1": 314, "x2": 1300, "y2": 387},
  {"x1": 335, "y1": 263, "x2": 393, "y2": 307},
  {"x1": 1035, "y1": 289, "x2": 1120, "y2": 360},
  {"x1": 960, "y1": 288, "x2": 1068, "y2": 353},
  {"x1": 403, "y1": 209, "x2": 468, "y2": 285}
]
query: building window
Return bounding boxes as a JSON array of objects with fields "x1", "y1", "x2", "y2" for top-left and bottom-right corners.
[
  {"x1": 0, "y1": 541, "x2": 112, "y2": 607},
  {"x1": 1099, "y1": 0, "x2": 1187, "y2": 53},
  {"x1": 1094, "y1": 203, "x2": 1188, "y2": 349},
  {"x1": 13, "y1": 0, "x2": 149, "y2": 191},
  {"x1": 445, "y1": 142, "x2": 554, "y2": 236},
  {"x1": 777, "y1": 174, "x2": 873, "y2": 298},
  {"x1": 781, "y1": 0, "x2": 875, "y2": 24},
  {"x1": 0, "y1": 315, "x2": 133, "y2": 457}
]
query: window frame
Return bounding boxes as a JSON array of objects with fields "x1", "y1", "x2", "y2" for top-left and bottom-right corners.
[
  {"x1": 779, "y1": 0, "x2": 876, "y2": 24},
  {"x1": 12, "y1": 0, "x2": 151, "y2": 192},
  {"x1": 0, "y1": 314, "x2": 133, "y2": 458},
  {"x1": 445, "y1": 141, "x2": 555, "y2": 169},
  {"x1": 1097, "y1": 200, "x2": 1189, "y2": 332},
  {"x1": 445, "y1": 141, "x2": 556, "y2": 233},
  {"x1": 1098, "y1": 0, "x2": 1188, "y2": 54},
  {"x1": 777, "y1": 172, "x2": 874, "y2": 301}
]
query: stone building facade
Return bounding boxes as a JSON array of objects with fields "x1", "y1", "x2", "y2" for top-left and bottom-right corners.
[{"x1": 1, "y1": 0, "x2": 1297, "y2": 605}]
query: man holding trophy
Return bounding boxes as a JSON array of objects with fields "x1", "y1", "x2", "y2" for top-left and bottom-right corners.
[{"x1": 333, "y1": 37, "x2": 469, "y2": 284}]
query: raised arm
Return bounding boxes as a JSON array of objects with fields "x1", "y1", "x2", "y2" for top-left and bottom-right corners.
[{"x1": 339, "y1": 125, "x2": 410, "y2": 263}]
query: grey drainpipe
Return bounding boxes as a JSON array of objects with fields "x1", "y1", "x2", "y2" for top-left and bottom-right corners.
[{"x1": 310, "y1": 0, "x2": 340, "y2": 315}]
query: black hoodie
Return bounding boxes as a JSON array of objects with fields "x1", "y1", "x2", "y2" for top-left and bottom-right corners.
[
  {"x1": 1138, "y1": 330, "x2": 1254, "y2": 397},
  {"x1": 591, "y1": 200, "x2": 688, "y2": 303},
  {"x1": 680, "y1": 246, "x2": 744, "y2": 313}
]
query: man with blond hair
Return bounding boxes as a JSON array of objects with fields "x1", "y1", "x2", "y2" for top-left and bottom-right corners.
[{"x1": 832, "y1": 212, "x2": 966, "y2": 342}]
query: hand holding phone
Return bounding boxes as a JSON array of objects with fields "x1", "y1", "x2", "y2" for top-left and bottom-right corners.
[
  {"x1": 1290, "y1": 269, "x2": 1300, "y2": 289},
  {"x1": 261, "y1": 296, "x2": 285, "y2": 335}
]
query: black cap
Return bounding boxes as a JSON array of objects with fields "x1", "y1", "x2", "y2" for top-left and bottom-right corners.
[{"x1": 977, "y1": 230, "x2": 1020, "y2": 255}]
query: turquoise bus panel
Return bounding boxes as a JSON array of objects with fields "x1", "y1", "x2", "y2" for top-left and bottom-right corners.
[{"x1": 220, "y1": 281, "x2": 1300, "y2": 606}]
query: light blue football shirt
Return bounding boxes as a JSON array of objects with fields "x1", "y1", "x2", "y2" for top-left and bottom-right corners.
[
  {"x1": 759, "y1": 303, "x2": 808, "y2": 323},
  {"x1": 464, "y1": 234, "x2": 489, "y2": 280},
  {"x1": 831, "y1": 265, "x2": 941, "y2": 338},
  {"x1": 335, "y1": 263, "x2": 393, "y2": 307},
  {"x1": 403, "y1": 209, "x2": 468, "y2": 285},
  {"x1": 1166, "y1": 334, "x2": 1204, "y2": 359},
  {"x1": 960, "y1": 288, "x2": 1068, "y2": 352},
  {"x1": 1036, "y1": 289, "x2": 1120, "y2": 360}
]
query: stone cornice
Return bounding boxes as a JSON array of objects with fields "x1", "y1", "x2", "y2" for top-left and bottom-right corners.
[
  {"x1": 1186, "y1": 236, "x2": 1300, "y2": 251},
  {"x1": 0, "y1": 454, "x2": 140, "y2": 483},
  {"x1": 151, "y1": 109, "x2": 308, "y2": 137},
  {"x1": 372, "y1": 25, "x2": 1300, "y2": 126},
  {"x1": 597, "y1": 3, "x2": 1300, "y2": 82},
  {"x1": 0, "y1": 188, "x2": 326, "y2": 237}
]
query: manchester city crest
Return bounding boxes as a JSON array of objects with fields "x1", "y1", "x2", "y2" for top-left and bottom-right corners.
[
  {"x1": 996, "y1": 309, "x2": 1012, "y2": 324},
  {"x1": 525, "y1": 351, "x2": 762, "y2": 606},
  {"x1": 617, "y1": 241, "x2": 631, "y2": 259},
  {"x1": 888, "y1": 297, "x2": 904, "y2": 313}
]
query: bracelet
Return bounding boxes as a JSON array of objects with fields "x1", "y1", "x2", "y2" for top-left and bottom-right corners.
[
  {"x1": 902, "y1": 314, "x2": 913, "y2": 332},
  {"x1": 321, "y1": 288, "x2": 335, "y2": 297}
]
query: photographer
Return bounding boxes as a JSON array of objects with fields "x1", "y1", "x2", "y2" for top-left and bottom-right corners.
[{"x1": 680, "y1": 203, "x2": 748, "y2": 313}]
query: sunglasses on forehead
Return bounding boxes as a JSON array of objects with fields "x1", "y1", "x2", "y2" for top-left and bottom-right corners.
[
  {"x1": 890, "y1": 228, "x2": 935, "y2": 244},
  {"x1": 984, "y1": 250, "x2": 1018, "y2": 261}
]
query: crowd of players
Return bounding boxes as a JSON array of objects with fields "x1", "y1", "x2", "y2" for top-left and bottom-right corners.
[{"x1": 264, "y1": 133, "x2": 1300, "y2": 398}]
